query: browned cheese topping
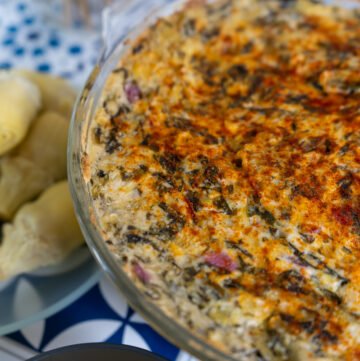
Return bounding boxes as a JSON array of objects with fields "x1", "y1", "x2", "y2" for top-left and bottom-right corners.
[{"x1": 86, "y1": 1, "x2": 360, "y2": 360}]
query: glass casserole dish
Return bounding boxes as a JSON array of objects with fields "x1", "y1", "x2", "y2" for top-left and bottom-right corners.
[{"x1": 68, "y1": 1, "x2": 360, "y2": 360}]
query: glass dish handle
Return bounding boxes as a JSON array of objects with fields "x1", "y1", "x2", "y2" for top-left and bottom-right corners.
[{"x1": 101, "y1": 0, "x2": 171, "y2": 58}]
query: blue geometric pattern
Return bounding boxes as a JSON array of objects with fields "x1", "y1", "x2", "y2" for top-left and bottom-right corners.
[{"x1": 6, "y1": 278, "x2": 185, "y2": 360}]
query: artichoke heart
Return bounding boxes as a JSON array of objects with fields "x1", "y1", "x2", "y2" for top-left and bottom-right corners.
[
  {"x1": 0, "y1": 71, "x2": 41, "y2": 156},
  {"x1": 0, "y1": 181, "x2": 84, "y2": 280},
  {"x1": 0, "y1": 111, "x2": 68, "y2": 220}
]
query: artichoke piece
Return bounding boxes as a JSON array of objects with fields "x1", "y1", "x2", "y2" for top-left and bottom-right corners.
[
  {"x1": 0, "y1": 157, "x2": 52, "y2": 220},
  {"x1": 14, "y1": 70, "x2": 77, "y2": 118},
  {"x1": 0, "y1": 71, "x2": 41, "y2": 156},
  {"x1": 0, "y1": 181, "x2": 84, "y2": 280},
  {"x1": 14, "y1": 111, "x2": 68, "y2": 180},
  {"x1": 0, "y1": 111, "x2": 68, "y2": 220}
]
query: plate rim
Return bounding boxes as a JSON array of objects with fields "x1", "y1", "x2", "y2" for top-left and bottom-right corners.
[{"x1": 0, "y1": 264, "x2": 101, "y2": 337}]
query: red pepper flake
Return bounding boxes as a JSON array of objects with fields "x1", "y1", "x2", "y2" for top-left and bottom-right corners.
[
  {"x1": 204, "y1": 252, "x2": 238, "y2": 272},
  {"x1": 332, "y1": 205, "x2": 353, "y2": 226},
  {"x1": 132, "y1": 262, "x2": 151, "y2": 284},
  {"x1": 301, "y1": 223, "x2": 321, "y2": 234},
  {"x1": 184, "y1": 195, "x2": 197, "y2": 223},
  {"x1": 124, "y1": 81, "x2": 142, "y2": 103}
]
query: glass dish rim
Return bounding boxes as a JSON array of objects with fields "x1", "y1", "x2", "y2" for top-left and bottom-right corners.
[{"x1": 67, "y1": 0, "x2": 358, "y2": 360}]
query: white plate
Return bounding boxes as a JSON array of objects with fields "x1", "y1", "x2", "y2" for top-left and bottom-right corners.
[{"x1": 0, "y1": 246, "x2": 100, "y2": 336}]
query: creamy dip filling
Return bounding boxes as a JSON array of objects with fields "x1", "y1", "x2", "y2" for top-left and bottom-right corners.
[{"x1": 86, "y1": 1, "x2": 360, "y2": 360}]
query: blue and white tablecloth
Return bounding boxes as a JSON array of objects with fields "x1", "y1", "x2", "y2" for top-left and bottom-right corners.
[
  {"x1": 0, "y1": 1, "x2": 195, "y2": 360},
  {"x1": 1, "y1": 277, "x2": 195, "y2": 361}
]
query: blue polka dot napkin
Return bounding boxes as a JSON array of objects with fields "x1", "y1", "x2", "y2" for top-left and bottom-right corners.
[{"x1": 0, "y1": 0, "x2": 101, "y2": 87}]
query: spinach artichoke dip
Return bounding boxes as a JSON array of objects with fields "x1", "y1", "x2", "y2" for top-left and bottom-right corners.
[{"x1": 85, "y1": 0, "x2": 360, "y2": 359}]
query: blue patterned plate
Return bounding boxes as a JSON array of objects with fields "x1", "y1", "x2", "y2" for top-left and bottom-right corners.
[{"x1": 27, "y1": 343, "x2": 170, "y2": 361}]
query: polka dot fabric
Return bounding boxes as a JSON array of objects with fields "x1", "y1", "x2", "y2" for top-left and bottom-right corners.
[{"x1": 0, "y1": 0, "x2": 101, "y2": 88}]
